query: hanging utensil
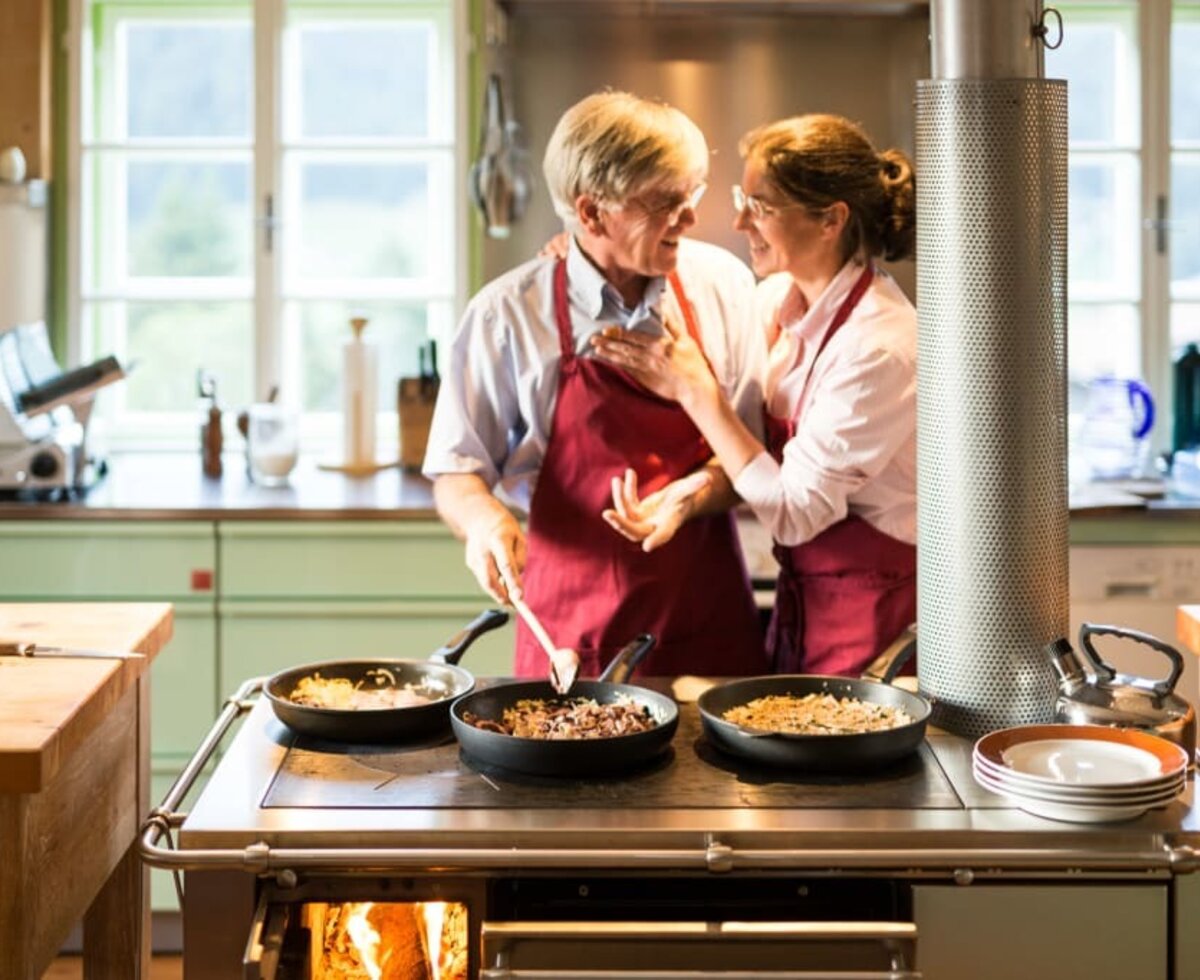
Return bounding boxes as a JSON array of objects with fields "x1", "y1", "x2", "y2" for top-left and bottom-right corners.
[{"x1": 467, "y1": 74, "x2": 531, "y2": 239}]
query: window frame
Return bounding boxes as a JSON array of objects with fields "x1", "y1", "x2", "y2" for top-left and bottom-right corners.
[{"x1": 64, "y1": 0, "x2": 470, "y2": 450}]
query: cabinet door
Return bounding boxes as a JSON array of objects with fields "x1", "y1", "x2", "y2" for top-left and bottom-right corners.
[
  {"x1": 913, "y1": 883, "x2": 1167, "y2": 979},
  {"x1": 218, "y1": 521, "x2": 478, "y2": 599},
  {"x1": 149, "y1": 599, "x2": 218, "y2": 761},
  {"x1": 218, "y1": 600, "x2": 514, "y2": 693},
  {"x1": 0, "y1": 521, "x2": 215, "y2": 597}
]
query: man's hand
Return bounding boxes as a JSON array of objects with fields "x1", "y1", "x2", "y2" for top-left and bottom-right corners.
[
  {"x1": 464, "y1": 512, "x2": 527, "y2": 603},
  {"x1": 602, "y1": 467, "x2": 714, "y2": 552}
]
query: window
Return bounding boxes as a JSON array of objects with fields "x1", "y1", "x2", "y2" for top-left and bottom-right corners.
[
  {"x1": 1048, "y1": 1, "x2": 1200, "y2": 453},
  {"x1": 68, "y1": 0, "x2": 463, "y2": 449}
]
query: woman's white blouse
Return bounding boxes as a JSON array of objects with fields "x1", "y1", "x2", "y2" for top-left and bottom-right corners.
[{"x1": 733, "y1": 260, "x2": 917, "y2": 548}]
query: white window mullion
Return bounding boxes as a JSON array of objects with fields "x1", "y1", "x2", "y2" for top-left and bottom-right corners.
[
  {"x1": 254, "y1": 0, "x2": 283, "y2": 401},
  {"x1": 1143, "y1": 0, "x2": 1173, "y2": 453}
]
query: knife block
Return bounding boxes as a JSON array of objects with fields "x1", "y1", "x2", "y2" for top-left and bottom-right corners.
[{"x1": 398, "y1": 377, "x2": 439, "y2": 472}]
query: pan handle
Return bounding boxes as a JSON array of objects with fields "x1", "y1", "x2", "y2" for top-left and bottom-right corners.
[
  {"x1": 861, "y1": 625, "x2": 916, "y2": 684},
  {"x1": 429, "y1": 608, "x2": 510, "y2": 665},
  {"x1": 599, "y1": 633, "x2": 656, "y2": 684}
]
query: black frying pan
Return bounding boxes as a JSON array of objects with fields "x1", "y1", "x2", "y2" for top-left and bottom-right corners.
[
  {"x1": 449, "y1": 634, "x2": 679, "y2": 776},
  {"x1": 697, "y1": 634, "x2": 930, "y2": 771},
  {"x1": 264, "y1": 609, "x2": 509, "y2": 742}
]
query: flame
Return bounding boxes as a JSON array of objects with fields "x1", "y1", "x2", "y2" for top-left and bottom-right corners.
[
  {"x1": 421, "y1": 902, "x2": 447, "y2": 980},
  {"x1": 344, "y1": 902, "x2": 383, "y2": 980}
]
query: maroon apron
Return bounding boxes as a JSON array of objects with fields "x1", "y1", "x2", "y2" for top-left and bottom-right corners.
[
  {"x1": 514, "y1": 260, "x2": 767, "y2": 680},
  {"x1": 764, "y1": 266, "x2": 916, "y2": 677}
]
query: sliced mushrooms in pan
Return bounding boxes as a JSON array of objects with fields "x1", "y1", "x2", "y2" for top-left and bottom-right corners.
[{"x1": 449, "y1": 633, "x2": 679, "y2": 776}]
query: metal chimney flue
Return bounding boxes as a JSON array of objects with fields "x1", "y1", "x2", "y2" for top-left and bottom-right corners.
[{"x1": 916, "y1": 0, "x2": 1068, "y2": 739}]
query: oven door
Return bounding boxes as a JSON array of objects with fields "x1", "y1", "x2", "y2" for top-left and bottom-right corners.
[{"x1": 480, "y1": 920, "x2": 919, "y2": 979}]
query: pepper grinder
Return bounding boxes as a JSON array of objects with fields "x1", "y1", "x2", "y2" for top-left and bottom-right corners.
[{"x1": 198, "y1": 370, "x2": 223, "y2": 478}]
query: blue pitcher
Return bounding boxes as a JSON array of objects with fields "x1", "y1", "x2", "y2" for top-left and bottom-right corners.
[{"x1": 1078, "y1": 377, "x2": 1156, "y2": 479}]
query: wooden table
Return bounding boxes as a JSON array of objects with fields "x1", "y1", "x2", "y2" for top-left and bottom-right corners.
[
  {"x1": 1179, "y1": 606, "x2": 1200, "y2": 661},
  {"x1": 0, "y1": 602, "x2": 173, "y2": 980}
]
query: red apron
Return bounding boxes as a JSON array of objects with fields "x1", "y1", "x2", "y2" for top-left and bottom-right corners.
[
  {"x1": 764, "y1": 266, "x2": 916, "y2": 677},
  {"x1": 514, "y1": 260, "x2": 767, "y2": 680}
]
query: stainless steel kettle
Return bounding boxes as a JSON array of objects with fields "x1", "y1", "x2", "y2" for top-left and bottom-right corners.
[{"x1": 1044, "y1": 623, "x2": 1196, "y2": 760}]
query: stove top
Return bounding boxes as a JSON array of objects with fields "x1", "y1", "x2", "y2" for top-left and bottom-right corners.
[{"x1": 262, "y1": 704, "x2": 961, "y2": 811}]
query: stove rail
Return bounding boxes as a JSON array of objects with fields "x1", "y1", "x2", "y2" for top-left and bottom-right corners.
[{"x1": 140, "y1": 677, "x2": 1200, "y2": 882}]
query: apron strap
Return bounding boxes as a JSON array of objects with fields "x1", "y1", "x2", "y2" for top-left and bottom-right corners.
[{"x1": 552, "y1": 258, "x2": 575, "y2": 364}]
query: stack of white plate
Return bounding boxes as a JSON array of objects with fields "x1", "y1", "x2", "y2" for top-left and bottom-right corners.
[{"x1": 973, "y1": 724, "x2": 1189, "y2": 823}]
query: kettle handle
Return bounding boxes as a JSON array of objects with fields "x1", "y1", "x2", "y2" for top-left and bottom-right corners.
[
  {"x1": 1126, "y1": 380, "x2": 1155, "y2": 440},
  {"x1": 1078, "y1": 622, "x2": 1184, "y2": 696}
]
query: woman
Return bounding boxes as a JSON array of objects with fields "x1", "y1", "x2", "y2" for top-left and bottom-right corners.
[
  {"x1": 424, "y1": 91, "x2": 768, "y2": 681},
  {"x1": 593, "y1": 113, "x2": 916, "y2": 677}
]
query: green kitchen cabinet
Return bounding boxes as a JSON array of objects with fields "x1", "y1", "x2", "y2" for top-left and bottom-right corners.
[
  {"x1": 0, "y1": 520, "x2": 215, "y2": 596},
  {"x1": 216, "y1": 521, "x2": 513, "y2": 688},
  {"x1": 0, "y1": 521, "x2": 219, "y2": 762},
  {"x1": 0, "y1": 520, "x2": 219, "y2": 915}
]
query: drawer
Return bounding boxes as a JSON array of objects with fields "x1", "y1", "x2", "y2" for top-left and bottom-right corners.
[
  {"x1": 218, "y1": 521, "x2": 478, "y2": 599},
  {"x1": 0, "y1": 521, "x2": 215, "y2": 598},
  {"x1": 218, "y1": 600, "x2": 514, "y2": 690}
]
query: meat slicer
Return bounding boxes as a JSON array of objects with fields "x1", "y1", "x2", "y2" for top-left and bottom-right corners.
[{"x1": 0, "y1": 318, "x2": 124, "y2": 495}]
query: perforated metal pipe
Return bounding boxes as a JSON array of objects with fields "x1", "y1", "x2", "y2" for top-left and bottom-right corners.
[{"x1": 915, "y1": 2, "x2": 1067, "y2": 740}]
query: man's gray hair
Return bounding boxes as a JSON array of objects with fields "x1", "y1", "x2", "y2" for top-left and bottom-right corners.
[{"x1": 543, "y1": 91, "x2": 709, "y2": 232}]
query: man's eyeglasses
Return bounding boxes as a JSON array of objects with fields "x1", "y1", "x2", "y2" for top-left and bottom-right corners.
[
  {"x1": 731, "y1": 184, "x2": 804, "y2": 221},
  {"x1": 627, "y1": 182, "x2": 707, "y2": 225}
]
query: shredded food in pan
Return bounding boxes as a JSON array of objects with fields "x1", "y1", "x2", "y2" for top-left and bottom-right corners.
[
  {"x1": 288, "y1": 668, "x2": 436, "y2": 710},
  {"x1": 722, "y1": 693, "x2": 913, "y2": 735},
  {"x1": 463, "y1": 695, "x2": 657, "y2": 739}
]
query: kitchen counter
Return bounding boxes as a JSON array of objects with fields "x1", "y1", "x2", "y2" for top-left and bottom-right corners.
[
  {"x1": 0, "y1": 602, "x2": 173, "y2": 980},
  {"x1": 0, "y1": 452, "x2": 439, "y2": 520},
  {"x1": 2, "y1": 452, "x2": 1200, "y2": 522}
]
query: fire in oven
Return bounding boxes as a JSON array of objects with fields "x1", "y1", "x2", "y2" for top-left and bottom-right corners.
[{"x1": 242, "y1": 874, "x2": 916, "y2": 979}]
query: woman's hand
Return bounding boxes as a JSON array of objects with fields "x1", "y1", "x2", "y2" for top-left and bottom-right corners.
[
  {"x1": 602, "y1": 467, "x2": 713, "y2": 552},
  {"x1": 590, "y1": 312, "x2": 718, "y2": 407},
  {"x1": 538, "y1": 232, "x2": 570, "y2": 259}
]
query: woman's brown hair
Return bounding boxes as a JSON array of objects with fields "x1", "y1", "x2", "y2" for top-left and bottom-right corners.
[{"x1": 739, "y1": 114, "x2": 915, "y2": 263}]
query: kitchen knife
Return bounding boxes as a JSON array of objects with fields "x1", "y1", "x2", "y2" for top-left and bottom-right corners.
[{"x1": 0, "y1": 640, "x2": 145, "y2": 661}]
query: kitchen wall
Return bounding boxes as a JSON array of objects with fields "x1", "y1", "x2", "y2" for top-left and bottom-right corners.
[
  {"x1": 0, "y1": 0, "x2": 52, "y2": 179},
  {"x1": 479, "y1": 4, "x2": 930, "y2": 299}
]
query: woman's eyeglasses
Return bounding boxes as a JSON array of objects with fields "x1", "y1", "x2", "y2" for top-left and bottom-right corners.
[{"x1": 731, "y1": 184, "x2": 805, "y2": 221}]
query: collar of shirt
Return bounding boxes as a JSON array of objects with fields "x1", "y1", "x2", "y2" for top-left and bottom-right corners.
[
  {"x1": 781, "y1": 257, "x2": 871, "y2": 346},
  {"x1": 566, "y1": 235, "x2": 667, "y2": 332},
  {"x1": 765, "y1": 258, "x2": 870, "y2": 417}
]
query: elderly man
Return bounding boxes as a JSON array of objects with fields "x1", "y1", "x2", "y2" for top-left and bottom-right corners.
[{"x1": 424, "y1": 90, "x2": 767, "y2": 680}]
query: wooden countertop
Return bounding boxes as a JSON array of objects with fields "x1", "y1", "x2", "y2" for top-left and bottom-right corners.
[
  {"x1": 0, "y1": 602, "x2": 173, "y2": 793},
  {"x1": 1179, "y1": 606, "x2": 1200, "y2": 660},
  {"x1": 0, "y1": 452, "x2": 440, "y2": 520}
]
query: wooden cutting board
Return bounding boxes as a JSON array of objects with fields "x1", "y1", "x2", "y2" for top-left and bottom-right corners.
[{"x1": 0, "y1": 602, "x2": 173, "y2": 793}]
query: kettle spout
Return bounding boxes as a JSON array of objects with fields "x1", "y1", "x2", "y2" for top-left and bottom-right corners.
[{"x1": 1044, "y1": 637, "x2": 1087, "y2": 687}]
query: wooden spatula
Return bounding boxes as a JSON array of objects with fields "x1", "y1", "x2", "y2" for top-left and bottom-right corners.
[{"x1": 509, "y1": 596, "x2": 579, "y2": 695}]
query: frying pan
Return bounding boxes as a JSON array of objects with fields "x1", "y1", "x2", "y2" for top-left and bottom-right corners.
[
  {"x1": 697, "y1": 633, "x2": 930, "y2": 772},
  {"x1": 264, "y1": 609, "x2": 509, "y2": 742},
  {"x1": 449, "y1": 633, "x2": 679, "y2": 776}
]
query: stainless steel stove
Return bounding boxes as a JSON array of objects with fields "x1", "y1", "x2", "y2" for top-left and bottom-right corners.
[{"x1": 143, "y1": 678, "x2": 1200, "y2": 979}]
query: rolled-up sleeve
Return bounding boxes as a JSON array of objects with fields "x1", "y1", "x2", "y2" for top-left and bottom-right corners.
[
  {"x1": 733, "y1": 342, "x2": 915, "y2": 546},
  {"x1": 422, "y1": 298, "x2": 519, "y2": 488}
]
